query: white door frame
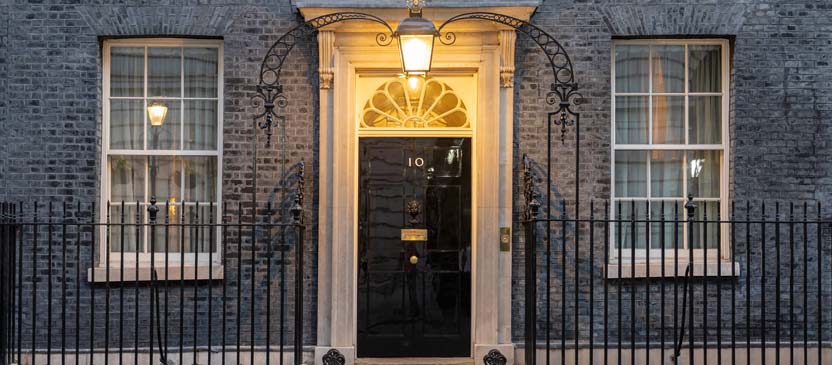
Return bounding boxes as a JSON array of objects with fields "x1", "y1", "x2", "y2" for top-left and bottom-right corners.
[{"x1": 312, "y1": 20, "x2": 519, "y2": 365}]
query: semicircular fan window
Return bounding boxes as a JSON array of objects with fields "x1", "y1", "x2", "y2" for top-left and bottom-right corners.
[{"x1": 361, "y1": 78, "x2": 469, "y2": 128}]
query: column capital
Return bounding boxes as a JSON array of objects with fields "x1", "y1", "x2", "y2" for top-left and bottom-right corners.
[
  {"x1": 318, "y1": 30, "x2": 335, "y2": 89},
  {"x1": 499, "y1": 30, "x2": 516, "y2": 88}
]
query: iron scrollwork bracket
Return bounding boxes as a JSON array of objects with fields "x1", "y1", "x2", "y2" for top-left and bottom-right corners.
[
  {"x1": 254, "y1": 12, "x2": 395, "y2": 147},
  {"x1": 547, "y1": 82, "x2": 582, "y2": 143},
  {"x1": 251, "y1": 84, "x2": 288, "y2": 147},
  {"x1": 436, "y1": 12, "x2": 583, "y2": 143}
]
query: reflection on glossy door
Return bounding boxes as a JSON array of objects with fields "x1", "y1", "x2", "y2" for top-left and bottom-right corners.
[{"x1": 357, "y1": 138, "x2": 472, "y2": 357}]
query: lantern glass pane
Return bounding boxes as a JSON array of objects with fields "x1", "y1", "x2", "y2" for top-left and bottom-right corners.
[{"x1": 400, "y1": 34, "x2": 433, "y2": 73}]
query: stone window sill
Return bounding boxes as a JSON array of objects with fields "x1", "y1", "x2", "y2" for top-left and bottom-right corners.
[
  {"x1": 87, "y1": 265, "x2": 224, "y2": 283},
  {"x1": 606, "y1": 261, "x2": 740, "y2": 279}
]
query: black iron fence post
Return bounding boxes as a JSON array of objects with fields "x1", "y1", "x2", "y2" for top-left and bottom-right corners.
[
  {"x1": 524, "y1": 198, "x2": 539, "y2": 365},
  {"x1": 292, "y1": 163, "x2": 305, "y2": 365},
  {"x1": 686, "y1": 195, "x2": 696, "y2": 364}
]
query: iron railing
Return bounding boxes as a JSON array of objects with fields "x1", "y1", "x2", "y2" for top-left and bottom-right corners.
[
  {"x1": 0, "y1": 198, "x2": 306, "y2": 365},
  {"x1": 522, "y1": 195, "x2": 830, "y2": 364}
]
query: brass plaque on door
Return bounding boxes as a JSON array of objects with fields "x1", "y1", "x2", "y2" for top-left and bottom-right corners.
[{"x1": 401, "y1": 228, "x2": 428, "y2": 241}]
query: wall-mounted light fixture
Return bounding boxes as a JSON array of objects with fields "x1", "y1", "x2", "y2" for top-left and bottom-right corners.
[{"x1": 395, "y1": 0, "x2": 436, "y2": 75}]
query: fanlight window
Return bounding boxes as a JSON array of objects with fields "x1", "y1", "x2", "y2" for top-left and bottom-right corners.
[{"x1": 361, "y1": 77, "x2": 469, "y2": 128}]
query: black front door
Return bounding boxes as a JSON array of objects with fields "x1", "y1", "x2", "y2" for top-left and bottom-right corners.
[{"x1": 357, "y1": 137, "x2": 472, "y2": 357}]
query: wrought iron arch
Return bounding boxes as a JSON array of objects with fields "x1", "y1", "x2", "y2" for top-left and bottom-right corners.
[
  {"x1": 252, "y1": 12, "x2": 395, "y2": 147},
  {"x1": 436, "y1": 12, "x2": 582, "y2": 142},
  {"x1": 250, "y1": 14, "x2": 582, "y2": 365},
  {"x1": 252, "y1": 11, "x2": 583, "y2": 149}
]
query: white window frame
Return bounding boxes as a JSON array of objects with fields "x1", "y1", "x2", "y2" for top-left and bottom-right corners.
[
  {"x1": 610, "y1": 39, "x2": 730, "y2": 264},
  {"x1": 100, "y1": 38, "x2": 224, "y2": 268}
]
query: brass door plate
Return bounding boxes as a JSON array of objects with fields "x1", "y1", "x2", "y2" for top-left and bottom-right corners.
[
  {"x1": 500, "y1": 227, "x2": 511, "y2": 251},
  {"x1": 401, "y1": 228, "x2": 428, "y2": 241}
]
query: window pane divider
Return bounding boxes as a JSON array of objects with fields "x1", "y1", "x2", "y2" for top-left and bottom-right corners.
[
  {"x1": 108, "y1": 149, "x2": 220, "y2": 156},
  {"x1": 613, "y1": 144, "x2": 724, "y2": 150},
  {"x1": 120, "y1": 96, "x2": 219, "y2": 101}
]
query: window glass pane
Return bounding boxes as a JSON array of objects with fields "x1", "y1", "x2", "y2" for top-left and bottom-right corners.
[
  {"x1": 652, "y1": 96, "x2": 684, "y2": 144},
  {"x1": 184, "y1": 100, "x2": 217, "y2": 150},
  {"x1": 689, "y1": 45, "x2": 722, "y2": 92},
  {"x1": 650, "y1": 201, "x2": 683, "y2": 249},
  {"x1": 184, "y1": 157, "x2": 217, "y2": 202},
  {"x1": 689, "y1": 96, "x2": 721, "y2": 144},
  {"x1": 182, "y1": 204, "x2": 216, "y2": 253},
  {"x1": 110, "y1": 47, "x2": 144, "y2": 97},
  {"x1": 110, "y1": 100, "x2": 144, "y2": 149},
  {"x1": 617, "y1": 201, "x2": 648, "y2": 250},
  {"x1": 110, "y1": 203, "x2": 142, "y2": 253},
  {"x1": 361, "y1": 78, "x2": 469, "y2": 128},
  {"x1": 614, "y1": 45, "x2": 649, "y2": 93},
  {"x1": 691, "y1": 201, "x2": 720, "y2": 249},
  {"x1": 110, "y1": 156, "x2": 145, "y2": 202},
  {"x1": 650, "y1": 150, "x2": 683, "y2": 197},
  {"x1": 148, "y1": 156, "x2": 181, "y2": 203},
  {"x1": 152, "y1": 201, "x2": 180, "y2": 253},
  {"x1": 652, "y1": 45, "x2": 684, "y2": 93},
  {"x1": 615, "y1": 96, "x2": 648, "y2": 144},
  {"x1": 148, "y1": 47, "x2": 181, "y2": 97},
  {"x1": 688, "y1": 150, "x2": 721, "y2": 198},
  {"x1": 184, "y1": 48, "x2": 218, "y2": 98},
  {"x1": 614, "y1": 151, "x2": 647, "y2": 197},
  {"x1": 147, "y1": 100, "x2": 180, "y2": 150}
]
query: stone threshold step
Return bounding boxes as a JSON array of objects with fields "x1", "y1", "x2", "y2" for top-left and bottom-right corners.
[{"x1": 356, "y1": 357, "x2": 474, "y2": 365}]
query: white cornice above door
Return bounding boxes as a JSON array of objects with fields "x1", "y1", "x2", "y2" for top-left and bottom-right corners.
[
  {"x1": 294, "y1": 2, "x2": 538, "y2": 30},
  {"x1": 292, "y1": 0, "x2": 540, "y2": 9}
]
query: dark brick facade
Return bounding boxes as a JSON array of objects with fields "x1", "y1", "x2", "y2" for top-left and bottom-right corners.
[
  {"x1": 1, "y1": 0, "x2": 831, "y2": 354},
  {"x1": 0, "y1": 0, "x2": 320, "y2": 350},
  {"x1": 511, "y1": 0, "x2": 832, "y2": 345}
]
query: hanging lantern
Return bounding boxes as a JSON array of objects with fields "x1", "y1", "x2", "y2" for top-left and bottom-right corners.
[{"x1": 395, "y1": 0, "x2": 436, "y2": 75}]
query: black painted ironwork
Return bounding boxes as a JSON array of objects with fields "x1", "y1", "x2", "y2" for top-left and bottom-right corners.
[
  {"x1": 252, "y1": 12, "x2": 394, "y2": 148},
  {"x1": 483, "y1": 349, "x2": 507, "y2": 365},
  {"x1": 437, "y1": 12, "x2": 582, "y2": 143},
  {"x1": 0, "y1": 193, "x2": 305, "y2": 365},
  {"x1": 520, "y1": 158, "x2": 829, "y2": 364},
  {"x1": 321, "y1": 348, "x2": 345, "y2": 365}
]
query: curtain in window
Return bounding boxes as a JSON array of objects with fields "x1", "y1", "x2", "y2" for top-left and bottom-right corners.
[
  {"x1": 689, "y1": 45, "x2": 722, "y2": 144},
  {"x1": 652, "y1": 45, "x2": 684, "y2": 144}
]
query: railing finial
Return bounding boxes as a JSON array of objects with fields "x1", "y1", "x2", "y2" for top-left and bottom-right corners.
[
  {"x1": 148, "y1": 196, "x2": 158, "y2": 224},
  {"x1": 685, "y1": 193, "x2": 696, "y2": 220}
]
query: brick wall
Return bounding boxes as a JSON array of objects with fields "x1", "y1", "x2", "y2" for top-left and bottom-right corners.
[
  {"x1": 0, "y1": 0, "x2": 320, "y2": 349},
  {"x1": 511, "y1": 0, "x2": 832, "y2": 344}
]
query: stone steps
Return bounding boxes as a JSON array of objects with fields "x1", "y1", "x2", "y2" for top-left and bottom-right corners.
[{"x1": 355, "y1": 357, "x2": 474, "y2": 365}]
